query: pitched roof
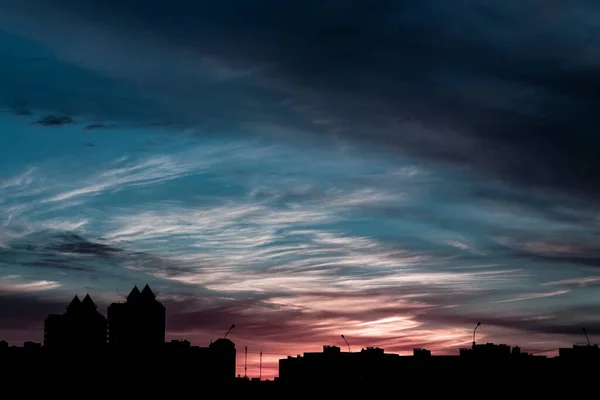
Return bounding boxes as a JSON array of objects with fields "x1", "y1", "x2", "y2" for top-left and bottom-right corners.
[
  {"x1": 126, "y1": 285, "x2": 141, "y2": 302},
  {"x1": 140, "y1": 284, "x2": 156, "y2": 301},
  {"x1": 66, "y1": 295, "x2": 82, "y2": 312},
  {"x1": 81, "y1": 294, "x2": 97, "y2": 310}
]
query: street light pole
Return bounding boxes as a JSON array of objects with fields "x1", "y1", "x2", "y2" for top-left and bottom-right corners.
[
  {"x1": 472, "y1": 322, "x2": 481, "y2": 348},
  {"x1": 224, "y1": 324, "x2": 235, "y2": 338},
  {"x1": 341, "y1": 334, "x2": 351, "y2": 352}
]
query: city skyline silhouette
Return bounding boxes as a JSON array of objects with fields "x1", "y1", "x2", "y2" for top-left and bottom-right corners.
[
  {"x1": 2, "y1": 284, "x2": 598, "y2": 389},
  {"x1": 2, "y1": 1, "x2": 600, "y2": 391}
]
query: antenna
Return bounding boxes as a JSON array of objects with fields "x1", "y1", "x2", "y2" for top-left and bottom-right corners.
[
  {"x1": 472, "y1": 321, "x2": 481, "y2": 347},
  {"x1": 583, "y1": 327, "x2": 591, "y2": 346},
  {"x1": 224, "y1": 324, "x2": 235, "y2": 338},
  {"x1": 244, "y1": 346, "x2": 248, "y2": 378},
  {"x1": 341, "y1": 334, "x2": 351, "y2": 352},
  {"x1": 259, "y1": 351, "x2": 263, "y2": 380}
]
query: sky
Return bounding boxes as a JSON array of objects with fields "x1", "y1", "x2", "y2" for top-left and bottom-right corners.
[{"x1": 1, "y1": 0, "x2": 600, "y2": 379}]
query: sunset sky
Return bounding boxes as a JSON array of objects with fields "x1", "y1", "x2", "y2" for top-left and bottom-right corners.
[{"x1": 1, "y1": 1, "x2": 600, "y2": 379}]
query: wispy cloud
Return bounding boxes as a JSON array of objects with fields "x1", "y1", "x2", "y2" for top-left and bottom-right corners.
[
  {"x1": 0, "y1": 275, "x2": 61, "y2": 293},
  {"x1": 0, "y1": 115, "x2": 598, "y2": 379},
  {"x1": 494, "y1": 290, "x2": 569, "y2": 303},
  {"x1": 0, "y1": 167, "x2": 36, "y2": 191},
  {"x1": 43, "y1": 155, "x2": 203, "y2": 203},
  {"x1": 542, "y1": 276, "x2": 600, "y2": 287},
  {"x1": 101, "y1": 187, "x2": 462, "y2": 296},
  {"x1": 0, "y1": 141, "x2": 278, "y2": 225}
]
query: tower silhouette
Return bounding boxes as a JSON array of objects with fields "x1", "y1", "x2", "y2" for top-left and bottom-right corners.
[
  {"x1": 209, "y1": 338, "x2": 237, "y2": 380},
  {"x1": 107, "y1": 285, "x2": 166, "y2": 349},
  {"x1": 44, "y1": 294, "x2": 107, "y2": 349}
]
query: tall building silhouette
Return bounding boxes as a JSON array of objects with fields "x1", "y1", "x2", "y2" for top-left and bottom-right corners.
[
  {"x1": 209, "y1": 338, "x2": 237, "y2": 379},
  {"x1": 44, "y1": 294, "x2": 107, "y2": 349},
  {"x1": 107, "y1": 285, "x2": 166, "y2": 349}
]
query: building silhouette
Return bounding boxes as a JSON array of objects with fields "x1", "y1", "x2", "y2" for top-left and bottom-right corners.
[
  {"x1": 5, "y1": 284, "x2": 600, "y2": 393},
  {"x1": 209, "y1": 338, "x2": 237, "y2": 379},
  {"x1": 44, "y1": 294, "x2": 107, "y2": 349},
  {"x1": 279, "y1": 341, "x2": 557, "y2": 385},
  {"x1": 161, "y1": 338, "x2": 237, "y2": 381},
  {"x1": 558, "y1": 343, "x2": 600, "y2": 365},
  {"x1": 1, "y1": 284, "x2": 241, "y2": 391},
  {"x1": 107, "y1": 284, "x2": 166, "y2": 349},
  {"x1": 279, "y1": 345, "x2": 404, "y2": 384}
]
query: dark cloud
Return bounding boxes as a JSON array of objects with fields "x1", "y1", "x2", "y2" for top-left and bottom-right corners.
[
  {"x1": 497, "y1": 238, "x2": 600, "y2": 268},
  {"x1": 141, "y1": 121, "x2": 182, "y2": 128},
  {"x1": 20, "y1": 259, "x2": 92, "y2": 272},
  {"x1": 421, "y1": 306, "x2": 600, "y2": 337},
  {"x1": 33, "y1": 114, "x2": 74, "y2": 127},
  {"x1": 4, "y1": 231, "x2": 122, "y2": 257},
  {"x1": 0, "y1": 231, "x2": 129, "y2": 277},
  {"x1": 0, "y1": 1, "x2": 598, "y2": 201},
  {"x1": 44, "y1": 233, "x2": 122, "y2": 256},
  {"x1": 469, "y1": 186, "x2": 600, "y2": 229},
  {"x1": 2, "y1": 3, "x2": 600, "y2": 353},
  {"x1": 83, "y1": 122, "x2": 125, "y2": 131},
  {"x1": 83, "y1": 123, "x2": 111, "y2": 131},
  {"x1": 0, "y1": 232, "x2": 217, "y2": 298},
  {"x1": 14, "y1": 4, "x2": 600, "y2": 193},
  {"x1": 522, "y1": 254, "x2": 600, "y2": 269}
]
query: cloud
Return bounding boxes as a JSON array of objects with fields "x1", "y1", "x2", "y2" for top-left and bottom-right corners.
[
  {"x1": 43, "y1": 156, "x2": 201, "y2": 203},
  {"x1": 498, "y1": 237, "x2": 600, "y2": 268},
  {"x1": 162, "y1": 286, "x2": 600, "y2": 378},
  {"x1": 161, "y1": 291, "x2": 481, "y2": 377},
  {"x1": 28, "y1": 141, "x2": 275, "y2": 207},
  {"x1": 0, "y1": 229, "x2": 133, "y2": 281},
  {"x1": 0, "y1": 275, "x2": 60, "y2": 293},
  {"x1": 2, "y1": 282, "x2": 588, "y2": 378},
  {"x1": 1, "y1": 0, "x2": 600, "y2": 203},
  {"x1": 102, "y1": 189, "x2": 516, "y2": 299},
  {"x1": 543, "y1": 276, "x2": 600, "y2": 287},
  {"x1": 43, "y1": 232, "x2": 122, "y2": 256},
  {"x1": 494, "y1": 290, "x2": 570, "y2": 303},
  {"x1": 3, "y1": 130, "x2": 589, "y2": 376},
  {"x1": 420, "y1": 307, "x2": 600, "y2": 337},
  {"x1": 1, "y1": 36, "x2": 600, "y2": 379},
  {"x1": 33, "y1": 114, "x2": 73, "y2": 127},
  {"x1": 4, "y1": 230, "x2": 121, "y2": 258},
  {"x1": 84, "y1": 123, "x2": 118, "y2": 131},
  {"x1": 0, "y1": 167, "x2": 36, "y2": 191}
]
